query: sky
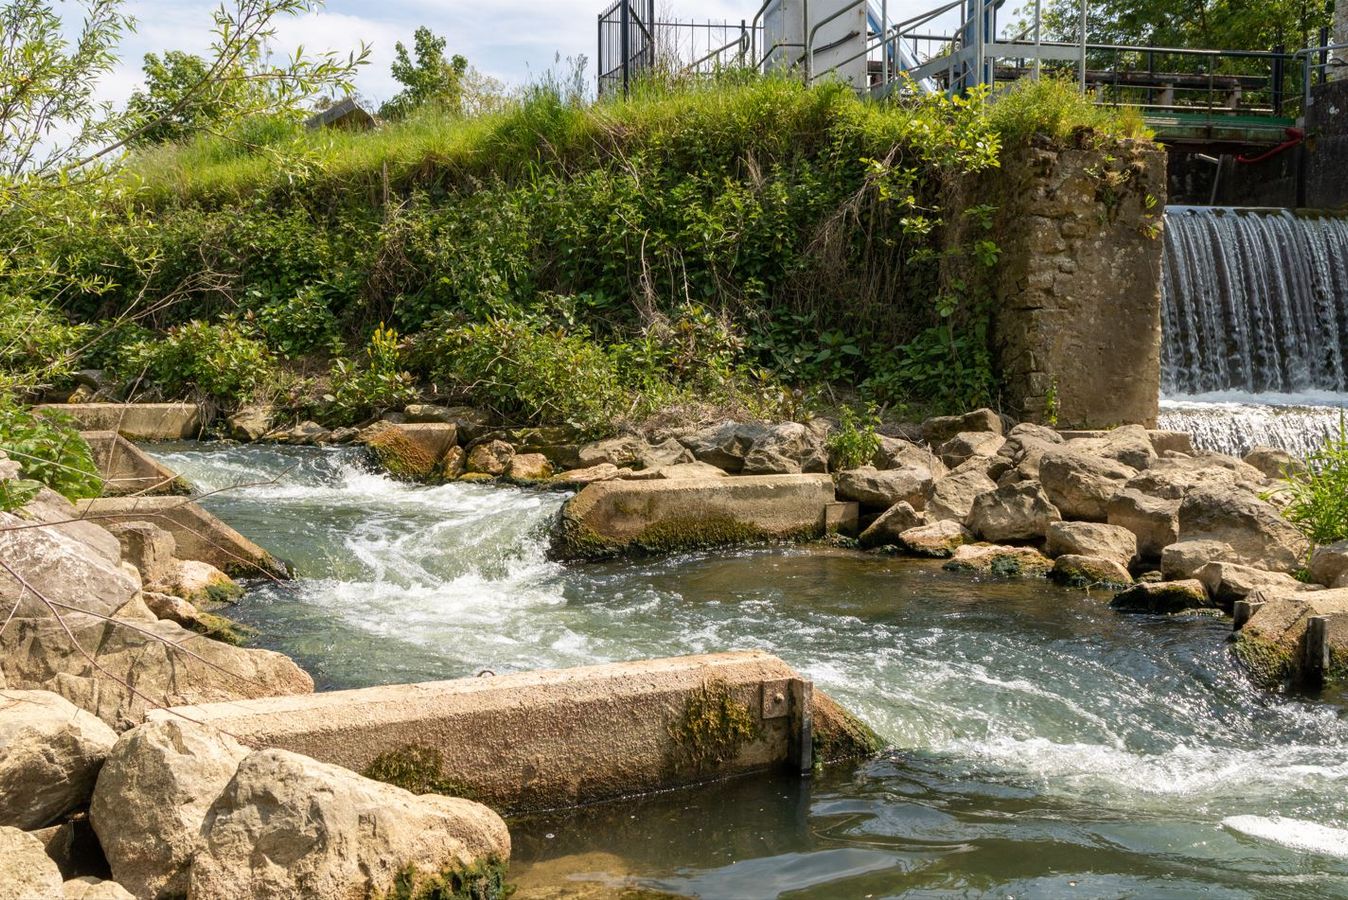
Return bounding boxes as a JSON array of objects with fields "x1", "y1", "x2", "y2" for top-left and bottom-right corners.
[{"x1": 94, "y1": 0, "x2": 831, "y2": 109}]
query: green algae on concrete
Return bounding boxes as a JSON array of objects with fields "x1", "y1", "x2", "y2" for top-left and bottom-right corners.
[
  {"x1": 667, "y1": 677, "x2": 760, "y2": 776},
  {"x1": 363, "y1": 744, "x2": 479, "y2": 801}
]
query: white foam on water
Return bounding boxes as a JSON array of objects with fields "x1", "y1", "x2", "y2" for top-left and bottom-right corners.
[{"x1": 1221, "y1": 815, "x2": 1348, "y2": 858}]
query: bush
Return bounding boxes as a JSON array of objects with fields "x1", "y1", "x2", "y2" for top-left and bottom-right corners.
[
  {"x1": 119, "y1": 320, "x2": 273, "y2": 408},
  {"x1": 982, "y1": 77, "x2": 1151, "y2": 145},
  {"x1": 826, "y1": 406, "x2": 880, "y2": 471},
  {"x1": 326, "y1": 324, "x2": 419, "y2": 425},
  {"x1": 0, "y1": 295, "x2": 91, "y2": 391},
  {"x1": 0, "y1": 402, "x2": 101, "y2": 510},
  {"x1": 1280, "y1": 417, "x2": 1348, "y2": 549}
]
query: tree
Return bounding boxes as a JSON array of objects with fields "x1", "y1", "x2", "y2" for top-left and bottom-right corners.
[
  {"x1": 124, "y1": 51, "x2": 256, "y2": 145},
  {"x1": 1030, "y1": 0, "x2": 1330, "y2": 53},
  {"x1": 379, "y1": 26, "x2": 469, "y2": 119}
]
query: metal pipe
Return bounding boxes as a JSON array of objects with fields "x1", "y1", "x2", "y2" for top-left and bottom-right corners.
[
  {"x1": 803, "y1": 0, "x2": 811, "y2": 81},
  {"x1": 1078, "y1": 0, "x2": 1087, "y2": 93},
  {"x1": 1033, "y1": 0, "x2": 1042, "y2": 80},
  {"x1": 882, "y1": 0, "x2": 889, "y2": 84}
]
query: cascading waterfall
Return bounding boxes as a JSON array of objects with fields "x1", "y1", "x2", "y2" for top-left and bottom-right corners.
[{"x1": 1159, "y1": 207, "x2": 1348, "y2": 455}]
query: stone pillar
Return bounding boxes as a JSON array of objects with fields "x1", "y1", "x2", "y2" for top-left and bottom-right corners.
[
  {"x1": 975, "y1": 140, "x2": 1168, "y2": 429},
  {"x1": 1334, "y1": 1, "x2": 1348, "y2": 82}
]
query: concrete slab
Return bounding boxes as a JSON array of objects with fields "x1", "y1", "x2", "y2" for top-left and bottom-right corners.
[
  {"x1": 35, "y1": 403, "x2": 202, "y2": 441},
  {"x1": 82, "y1": 431, "x2": 190, "y2": 496},
  {"x1": 552, "y1": 474, "x2": 838, "y2": 559},
  {"x1": 74, "y1": 497, "x2": 287, "y2": 578},
  {"x1": 151, "y1": 652, "x2": 876, "y2": 813}
]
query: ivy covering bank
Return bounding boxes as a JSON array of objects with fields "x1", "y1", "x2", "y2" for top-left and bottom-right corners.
[{"x1": 3, "y1": 75, "x2": 1148, "y2": 437}]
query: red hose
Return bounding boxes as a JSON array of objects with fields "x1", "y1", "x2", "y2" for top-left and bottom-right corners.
[{"x1": 1236, "y1": 127, "x2": 1305, "y2": 165}]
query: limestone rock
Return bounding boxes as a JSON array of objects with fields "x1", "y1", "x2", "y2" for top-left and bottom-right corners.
[
  {"x1": 1051, "y1": 554, "x2": 1132, "y2": 587},
  {"x1": 105, "y1": 521, "x2": 177, "y2": 588},
  {"x1": 365, "y1": 423, "x2": 458, "y2": 480},
  {"x1": 836, "y1": 465, "x2": 934, "y2": 510},
  {"x1": 1045, "y1": 521, "x2": 1138, "y2": 567},
  {"x1": 637, "y1": 438, "x2": 694, "y2": 470},
  {"x1": 91, "y1": 719, "x2": 250, "y2": 899},
  {"x1": 61, "y1": 878, "x2": 134, "y2": 900},
  {"x1": 577, "y1": 436, "x2": 648, "y2": 469},
  {"x1": 967, "y1": 480, "x2": 1060, "y2": 542},
  {"x1": 1107, "y1": 488, "x2": 1180, "y2": 560},
  {"x1": 937, "y1": 431, "x2": 1005, "y2": 470},
  {"x1": 435, "y1": 445, "x2": 466, "y2": 481},
  {"x1": 678, "y1": 421, "x2": 770, "y2": 473},
  {"x1": 898, "y1": 521, "x2": 973, "y2": 558},
  {"x1": 409, "y1": 406, "x2": 491, "y2": 442},
  {"x1": 1310, "y1": 541, "x2": 1348, "y2": 588},
  {"x1": 873, "y1": 437, "x2": 946, "y2": 476},
  {"x1": 0, "y1": 690, "x2": 116, "y2": 830},
  {"x1": 1196, "y1": 562, "x2": 1318, "y2": 606},
  {"x1": 188, "y1": 749, "x2": 510, "y2": 900},
  {"x1": 1235, "y1": 588, "x2": 1348, "y2": 687},
  {"x1": 0, "y1": 826, "x2": 63, "y2": 900},
  {"x1": 1126, "y1": 454, "x2": 1267, "y2": 501},
  {"x1": 506, "y1": 453, "x2": 554, "y2": 482},
  {"x1": 925, "y1": 469, "x2": 997, "y2": 525},
  {"x1": 742, "y1": 423, "x2": 828, "y2": 475},
  {"x1": 551, "y1": 463, "x2": 622, "y2": 486},
  {"x1": 1093, "y1": 424, "x2": 1157, "y2": 471},
  {"x1": 921, "y1": 408, "x2": 1003, "y2": 446},
  {"x1": 0, "y1": 508, "x2": 138, "y2": 621},
  {"x1": 944, "y1": 544, "x2": 1053, "y2": 577},
  {"x1": 466, "y1": 440, "x2": 515, "y2": 477},
  {"x1": 1160, "y1": 539, "x2": 1237, "y2": 581},
  {"x1": 1039, "y1": 449, "x2": 1136, "y2": 522},
  {"x1": 858, "y1": 502, "x2": 925, "y2": 548},
  {"x1": 265, "y1": 421, "x2": 330, "y2": 446},
  {"x1": 988, "y1": 422, "x2": 1063, "y2": 482},
  {"x1": 170, "y1": 560, "x2": 239, "y2": 605},
  {"x1": 1243, "y1": 446, "x2": 1303, "y2": 480},
  {"x1": 227, "y1": 406, "x2": 273, "y2": 442},
  {"x1": 1177, "y1": 484, "x2": 1309, "y2": 574},
  {"x1": 21, "y1": 487, "x2": 127, "y2": 569},
  {"x1": 652, "y1": 462, "x2": 728, "y2": 480},
  {"x1": 1110, "y1": 579, "x2": 1213, "y2": 614}
]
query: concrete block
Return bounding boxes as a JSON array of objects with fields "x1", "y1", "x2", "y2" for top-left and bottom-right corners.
[
  {"x1": 82, "y1": 431, "x2": 189, "y2": 495},
  {"x1": 35, "y1": 404, "x2": 202, "y2": 441}
]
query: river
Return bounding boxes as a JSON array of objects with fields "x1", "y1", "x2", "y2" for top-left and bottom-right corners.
[{"x1": 152, "y1": 443, "x2": 1348, "y2": 899}]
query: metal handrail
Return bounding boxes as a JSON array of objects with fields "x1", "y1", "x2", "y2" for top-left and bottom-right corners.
[
  {"x1": 1296, "y1": 41, "x2": 1348, "y2": 113},
  {"x1": 805, "y1": 0, "x2": 867, "y2": 83}
]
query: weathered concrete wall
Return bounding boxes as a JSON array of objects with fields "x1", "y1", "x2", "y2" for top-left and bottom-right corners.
[
  {"x1": 980, "y1": 141, "x2": 1167, "y2": 429},
  {"x1": 150, "y1": 652, "x2": 873, "y2": 814},
  {"x1": 553, "y1": 474, "x2": 837, "y2": 560},
  {"x1": 75, "y1": 497, "x2": 287, "y2": 578},
  {"x1": 35, "y1": 403, "x2": 203, "y2": 441},
  {"x1": 82, "y1": 432, "x2": 189, "y2": 496},
  {"x1": 1307, "y1": 80, "x2": 1348, "y2": 210}
]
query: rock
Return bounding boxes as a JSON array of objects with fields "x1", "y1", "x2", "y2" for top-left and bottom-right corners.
[
  {"x1": 364, "y1": 422, "x2": 458, "y2": 480},
  {"x1": 90, "y1": 719, "x2": 249, "y2": 899},
  {"x1": 551, "y1": 463, "x2": 622, "y2": 486},
  {"x1": 898, "y1": 521, "x2": 973, "y2": 557},
  {"x1": 0, "y1": 507, "x2": 138, "y2": 620},
  {"x1": 921, "y1": 408, "x2": 1003, "y2": 446},
  {"x1": 937, "y1": 431, "x2": 1005, "y2": 469},
  {"x1": 678, "y1": 421, "x2": 771, "y2": 473},
  {"x1": 1177, "y1": 484, "x2": 1309, "y2": 574},
  {"x1": 1195, "y1": 562, "x2": 1317, "y2": 606},
  {"x1": 142, "y1": 591, "x2": 235, "y2": 638},
  {"x1": 0, "y1": 690, "x2": 116, "y2": 830},
  {"x1": 1107, "y1": 488, "x2": 1180, "y2": 560},
  {"x1": 967, "y1": 480, "x2": 1060, "y2": 542},
  {"x1": 1126, "y1": 454, "x2": 1267, "y2": 500},
  {"x1": 989, "y1": 423, "x2": 1064, "y2": 482},
  {"x1": 13, "y1": 486, "x2": 120, "y2": 567},
  {"x1": 637, "y1": 438, "x2": 694, "y2": 470},
  {"x1": 742, "y1": 423, "x2": 828, "y2": 475},
  {"x1": 836, "y1": 465, "x2": 934, "y2": 510},
  {"x1": 170, "y1": 559, "x2": 239, "y2": 604},
  {"x1": 435, "y1": 445, "x2": 467, "y2": 481},
  {"x1": 226, "y1": 406, "x2": 273, "y2": 442},
  {"x1": 1039, "y1": 449, "x2": 1137, "y2": 521},
  {"x1": 506, "y1": 453, "x2": 554, "y2": 481},
  {"x1": 1051, "y1": 554, "x2": 1133, "y2": 587},
  {"x1": 1310, "y1": 541, "x2": 1348, "y2": 588},
  {"x1": 944, "y1": 544, "x2": 1053, "y2": 577},
  {"x1": 873, "y1": 437, "x2": 946, "y2": 476},
  {"x1": 0, "y1": 827, "x2": 63, "y2": 900},
  {"x1": 652, "y1": 462, "x2": 729, "y2": 480},
  {"x1": 266, "y1": 421, "x2": 331, "y2": 446},
  {"x1": 61, "y1": 878, "x2": 134, "y2": 900},
  {"x1": 104, "y1": 521, "x2": 177, "y2": 588},
  {"x1": 1094, "y1": 424, "x2": 1157, "y2": 471},
  {"x1": 188, "y1": 749, "x2": 510, "y2": 900},
  {"x1": 1110, "y1": 579, "x2": 1213, "y2": 614},
  {"x1": 1044, "y1": 521, "x2": 1138, "y2": 567},
  {"x1": 925, "y1": 469, "x2": 997, "y2": 524},
  {"x1": 1160, "y1": 539, "x2": 1237, "y2": 581},
  {"x1": 577, "y1": 436, "x2": 648, "y2": 469},
  {"x1": 824, "y1": 501, "x2": 860, "y2": 536},
  {"x1": 1235, "y1": 588, "x2": 1348, "y2": 687},
  {"x1": 465, "y1": 440, "x2": 515, "y2": 477},
  {"x1": 1243, "y1": 446, "x2": 1303, "y2": 480},
  {"x1": 858, "y1": 502, "x2": 925, "y2": 548}
]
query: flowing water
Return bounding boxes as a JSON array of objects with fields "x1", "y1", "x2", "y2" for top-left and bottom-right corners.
[
  {"x1": 152, "y1": 443, "x2": 1348, "y2": 898},
  {"x1": 1159, "y1": 207, "x2": 1348, "y2": 457}
]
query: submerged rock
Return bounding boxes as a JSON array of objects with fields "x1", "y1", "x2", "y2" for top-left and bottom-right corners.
[
  {"x1": 1051, "y1": 554, "x2": 1132, "y2": 588},
  {"x1": 1110, "y1": 579, "x2": 1212, "y2": 614},
  {"x1": 0, "y1": 690, "x2": 116, "y2": 830},
  {"x1": 943, "y1": 544, "x2": 1053, "y2": 577}
]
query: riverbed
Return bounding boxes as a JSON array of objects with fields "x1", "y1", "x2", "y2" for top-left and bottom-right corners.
[{"x1": 152, "y1": 443, "x2": 1348, "y2": 898}]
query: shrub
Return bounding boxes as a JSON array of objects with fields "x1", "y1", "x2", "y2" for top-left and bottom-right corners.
[
  {"x1": 1280, "y1": 417, "x2": 1348, "y2": 549},
  {"x1": 119, "y1": 320, "x2": 273, "y2": 408},
  {"x1": 248, "y1": 282, "x2": 342, "y2": 358},
  {"x1": 982, "y1": 77, "x2": 1151, "y2": 145},
  {"x1": 826, "y1": 405, "x2": 880, "y2": 471},
  {"x1": 326, "y1": 324, "x2": 419, "y2": 425},
  {"x1": 0, "y1": 402, "x2": 101, "y2": 510},
  {"x1": 0, "y1": 295, "x2": 91, "y2": 391}
]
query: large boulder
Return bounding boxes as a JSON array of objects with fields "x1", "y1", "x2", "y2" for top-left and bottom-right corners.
[
  {"x1": 1107, "y1": 488, "x2": 1180, "y2": 561},
  {"x1": 898, "y1": 520, "x2": 973, "y2": 558},
  {"x1": 637, "y1": 438, "x2": 694, "y2": 470},
  {"x1": 741, "y1": 423, "x2": 828, "y2": 475},
  {"x1": 1110, "y1": 579, "x2": 1213, "y2": 614},
  {"x1": 925, "y1": 469, "x2": 997, "y2": 525},
  {"x1": 1196, "y1": 562, "x2": 1318, "y2": 606},
  {"x1": 1126, "y1": 454, "x2": 1267, "y2": 501},
  {"x1": 465, "y1": 440, "x2": 515, "y2": 477},
  {"x1": 1310, "y1": 541, "x2": 1348, "y2": 588},
  {"x1": 1160, "y1": 539, "x2": 1236, "y2": 581},
  {"x1": 1235, "y1": 588, "x2": 1348, "y2": 687},
  {"x1": 364, "y1": 423, "x2": 459, "y2": 480},
  {"x1": 967, "y1": 481, "x2": 1060, "y2": 542},
  {"x1": 1177, "y1": 484, "x2": 1309, "y2": 574},
  {"x1": 505, "y1": 453, "x2": 553, "y2": 482},
  {"x1": 1039, "y1": 450, "x2": 1137, "y2": 522},
  {"x1": 0, "y1": 826, "x2": 63, "y2": 900},
  {"x1": 1044, "y1": 521, "x2": 1138, "y2": 567},
  {"x1": 188, "y1": 749, "x2": 510, "y2": 900},
  {"x1": 226, "y1": 406, "x2": 274, "y2": 443},
  {"x1": 836, "y1": 466, "x2": 934, "y2": 510},
  {"x1": 0, "y1": 508, "x2": 136, "y2": 620},
  {"x1": 987, "y1": 423, "x2": 1064, "y2": 482},
  {"x1": 0, "y1": 690, "x2": 116, "y2": 830},
  {"x1": 678, "y1": 421, "x2": 771, "y2": 473},
  {"x1": 873, "y1": 437, "x2": 946, "y2": 476},
  {"x1": 1051, "y1": 554, "x2": 1132, "y2": 588},
  {"x1": 937, "y1": 431, "x2": 1005, "y2": 470},
  {"x1": 576, "y1": 436, "x2": 648, "y2": 469},
  {"x1": 1081, "y1": 424, "x2": 1157, "y2": 471},
  {"x1": 858, "y1": 502, "x2": 924, "y2": 548},
  {"x1": 921, "y1": 408, "x2": 1003, "y2": 446},
  {"x1": 91, "y1": 719, "x2": 250, "y2": 899},
  {"x1": 104, "y1": 522, "x2": 177, "y2": 589},
  {"x1": 944, "y1": 544, "x2": 1053, "y2": 577},
  {"x1": 1243, "y1": 446, "x2": 1302, "y2": 480}
]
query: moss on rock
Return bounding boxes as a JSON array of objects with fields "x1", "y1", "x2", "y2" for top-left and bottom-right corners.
[
  {"x1": 380, "y1": 858, "x2": 509, "y2": 900},
  {"x1": 811, "y1": 690, "x2": 886, "y2": 764}
]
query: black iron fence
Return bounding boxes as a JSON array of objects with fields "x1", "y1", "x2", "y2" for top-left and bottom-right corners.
[{"x1": 598, "y1": 0, "x2": 656, "y2": 97}]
